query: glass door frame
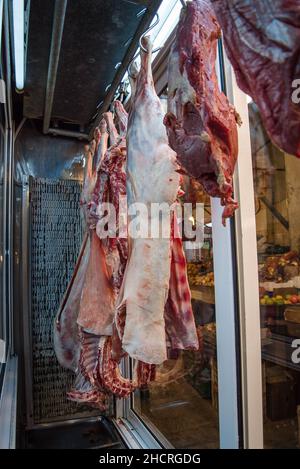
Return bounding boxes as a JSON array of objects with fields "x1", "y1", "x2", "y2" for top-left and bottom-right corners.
[
  {"x1": 115, "y1": 197, "x2": 243, "y2": 449},
  {"x1": 223, "y1": 49, "x2": 264, "y2": 449},
  {"x1": 0, "y1": 0, "x2": 19, "y2": 449}
]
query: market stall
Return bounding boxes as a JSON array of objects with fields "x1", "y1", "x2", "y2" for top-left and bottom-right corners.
[{"x1": 0, "y1": 0, "x2": 299, "y2": 451}]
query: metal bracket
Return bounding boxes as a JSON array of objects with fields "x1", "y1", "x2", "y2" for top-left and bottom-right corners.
[{"x1": 0, "y1": 78, "x2": 6, "y2": 103}]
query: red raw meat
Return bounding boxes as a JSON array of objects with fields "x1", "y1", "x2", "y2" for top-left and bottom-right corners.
[
  {"x1": 165, "y1": 210, "x2": 199, "y2": 352},
  {"x1": 67, "y1": 368, "x2": 107, "y2": 411},
  {"x1": 96, "y1": 337, "x2": 155, "y2": 398},
  {"x1": 114, "y1": 99, "x2": 128, "y2": 137},
  {"x1": 164, "y1": 0, "x2": 240, "y2": 225},
  {"x1": 210, "y1": 0, "x2": 300, "y2": 158},
  {"x1": 95, "y1": 103, "x2": 128, "y2": 293}
]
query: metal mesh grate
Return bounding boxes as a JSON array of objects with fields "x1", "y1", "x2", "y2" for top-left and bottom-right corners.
[{"x1": 30, "y1": 177, "x2": 97, "y2": 423}]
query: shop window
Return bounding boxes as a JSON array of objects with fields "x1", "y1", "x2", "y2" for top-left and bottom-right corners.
[
  {"x1": 249, "y1": 100, "x2": 300, "y2": 448},
  {"x1": 132, "y1": 157, "x2": 220, "y2": 448}
]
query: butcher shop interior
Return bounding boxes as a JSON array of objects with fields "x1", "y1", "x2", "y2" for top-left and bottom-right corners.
[{"x1": 0, "y1": 0, "x2": 300, "y2": 451}]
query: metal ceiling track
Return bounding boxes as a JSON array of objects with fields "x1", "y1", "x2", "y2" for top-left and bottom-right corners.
[
  {"x1": 88, "y1": 0, "x2": 162, "y2": 140},
  {"x1": 42, "y1": 0, "x2": 162, "y2": 141},
  {"x1": 43, "y1": 0, "x2": 68, "y2": 135}
]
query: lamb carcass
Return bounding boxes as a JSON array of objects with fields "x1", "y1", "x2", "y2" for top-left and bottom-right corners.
[
  {"x1": 54, "y1": 123, "x2": 109, "y2": 371},
  {"x1": 164, "y1": 0, "x2": 240, "y2": 225},
  {"x1": 53, "y1": 232, "x2": 90, "y2": 371},
  {"x1": 77, "y1": 230, "x2": 115, "y2": 335},
  {"x1": 116, "y1": 36, "x2": 181, "y2": 365}
]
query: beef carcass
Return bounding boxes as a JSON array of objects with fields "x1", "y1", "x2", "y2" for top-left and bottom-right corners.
[
  {"x1": 116, "y1": 36, "x2": 180, "y2": 365},
  {"x1": 164, "y1": 0, "x2": 240, "y2": 225},
  {"x1": 210, "y1": 0, "x2": 300, "y2": 158}
]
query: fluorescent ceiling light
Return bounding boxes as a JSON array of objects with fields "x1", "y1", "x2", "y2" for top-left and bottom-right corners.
[
  {"x1": 12, "y1": 0, "x2": 24, "y2": 91},
  {"x1": 151, "y1": 0, "x2": 182, "y2": 60}
]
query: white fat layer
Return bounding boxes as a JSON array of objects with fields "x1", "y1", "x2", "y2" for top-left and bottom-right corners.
[{"x1": 116, "y1": 46, "x2": 180, "y2": 365}]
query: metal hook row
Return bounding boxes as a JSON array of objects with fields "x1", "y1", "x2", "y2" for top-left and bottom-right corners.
[{"x1": 92, "y1": 10, "x2": 163, "y2": 123}]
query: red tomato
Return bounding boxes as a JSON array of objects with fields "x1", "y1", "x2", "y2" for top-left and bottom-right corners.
[{"x1": 290, "y1": 295, "x2": 298, "y2": 304}]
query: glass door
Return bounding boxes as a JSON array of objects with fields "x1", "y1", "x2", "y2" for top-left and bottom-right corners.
[
  {"x1": 115, "y1": 10, "x2": 242, "y2": 450},
  {"x1": 132, "y1": 190, "x2": 220, "y2": 449},
  {"x1": 222, "y1": 44, "x2": 300, "y2": 448},
  {"x1": 248, "y1": 101, "x2": 300, "y2": 448}
]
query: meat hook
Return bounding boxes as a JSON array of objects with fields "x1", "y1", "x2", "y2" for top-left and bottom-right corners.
[
  {"x1": 127, "y1": 12, "x2": 162, "y2": 77},
  {"x1": 139, "y1": 13, "x2": 161, "y2": 53}
]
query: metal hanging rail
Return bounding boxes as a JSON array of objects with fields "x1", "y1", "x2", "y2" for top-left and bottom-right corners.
[
  {"x1": 88, "y1": 1, "x2": 162, "y2": 140},
  {"x1": 43, "y1": 0, "x2": 68, "y2": 135}
]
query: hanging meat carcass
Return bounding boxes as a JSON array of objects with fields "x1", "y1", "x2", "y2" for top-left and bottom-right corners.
[
  {"x1": 165, "y1": 211, "x2": 199, "y2": 352},
  {"x1": 77, "y1": 230, "x2": 115, "y2": 336},
  {"x1": 53, "y1": 232, "x2": 90, "y2": 371},
  {"x1": 67, "y1": 331, "x2": 108, "y2": 410},
  {"x1": 95, "y1": 105, "x2": 128, "y2": 294},
  {"x1": 210, "y1": 0, "x2": 300, "y2": 158},
  {"x1": 53, "y1": 122, "x2": 110, "y2": 372},
  {"x1": 65, "y1": 103, "x2": 156, "y2": 405},
  {"x1": 164, "y1": 0, "x2": 240, "y2": 225},
  {"x1": 77, "y1": 111, "x2": 126, "y2": 336},
  {"x1": 55, "y1": 73, "x2": 199, "y2": 403},
  {"x1": 115, "y1": 36, "x2": 198, "y2": 365},
  {"x1": 53, "y1": 131, "x2": 101, "y2": 372},
  {"x1": 91, "y1": 102, "x2": 156, "y2": 395}
]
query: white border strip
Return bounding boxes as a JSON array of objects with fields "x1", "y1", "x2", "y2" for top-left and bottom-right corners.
[
  {"x1": 211, "y1": 199, "x2": 239, "y2": 449},
  {"x1": 224, "y1": 59, "x2": 264, "y2": 448}
]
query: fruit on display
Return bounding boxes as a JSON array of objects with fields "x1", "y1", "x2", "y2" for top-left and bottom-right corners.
[
  {"x1": 196, "y1": 272, "x2": 214, "y2": 287},
  {"x1": 260, "y1": 294, "x2": 300, "y2": 306},
  {"x1": 187, "y1": 263, "x2": 214, "y2": 287}
]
